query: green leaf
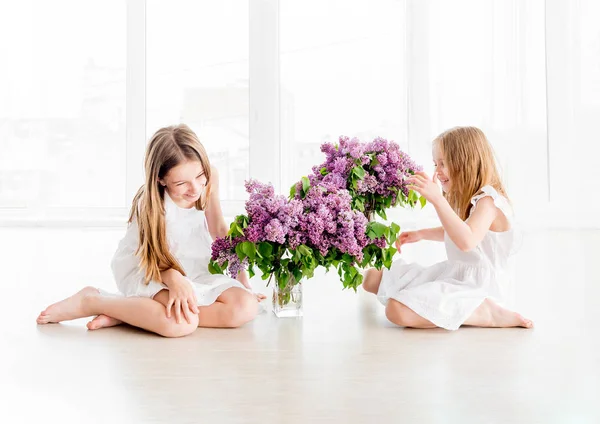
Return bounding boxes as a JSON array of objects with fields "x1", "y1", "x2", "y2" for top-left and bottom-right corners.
[
  {"x1": 240, "y1": 241, "x2": 256, "y2": 260},
  {"x1": 234, "y1": 222, "x2": 245, "y2": 236},
  {"x1": 289, "y1": 183, "x2": 297, "y2": 199},
  {"x1": 352, "y1": 166, "x2": 365, "y2": 179},
  {"x1": 390, "y1": 222, "x2": 401, "y2": 235},
  {"x1": 376, "y1": 209, "x2": 388, "y2": 220},
  {"x1": 361, "y1": 251, "x2": 372, "y2": 267},
  {"x1": 248, "y1": 265, "x2": 255, "y2": 279},
  {"x1": 278, "y1": 271, "x2": 290, "y2": 289},
  {"x1": 367, "y1": 222, "x2": 387, "y2": 239},
  {"x1": 409, "y1": 190, "x2": 418, "y2": 203},
  {"x1": 208, "y1": 261, "x2": 222, "y2": 275},
  {"x1": 419, "y1": 195, "x2": 427, "y2": 209},
  {"x1": 298, "y1": 244, "x2": 312, "y2": 256},
  {"x1": 320, "y1": 167, "x2": 328, "y2": 176},
  {"x1": 235, "y1": 243, "x2": 246, "y2": 261},
  {"x1": 354, "y1": 198, "x2": 365, "y2": 212},
  {"x1": 292, "y1": 268, "x2": 303, "y2": 283},
  {"x1": 302, "y1": 176, "x2": 310, "y2": 193},
  {"x1": 258, "y1": 242, "x2": 273, "y2": 259},
  {"x1": 227, "y1": 221, "x2": 239, "y2": 237},
  {"x1": 341, "y1": 253, "x2": 354, "y2": 264},
  {"x1": 353, "y1": 272, "x2": 363, "y2": 291}
]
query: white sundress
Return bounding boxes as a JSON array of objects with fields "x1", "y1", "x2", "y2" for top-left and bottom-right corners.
[
  {"x1": 377, "y1": 185, "x2": 517, "y2": 330},
  {"x1": 110, "y1": 192, "x2": 247, "y2": 305}
]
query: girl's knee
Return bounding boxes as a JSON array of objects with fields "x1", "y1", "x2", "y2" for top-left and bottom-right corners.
[
  {"x1": 159, "y1": 314, "x2": 199, "y2": 338},
  {"x1": 226, "y1": 291, "x2": 258, "y2": 328},
  {"x1": 362, "y1": 269, "x2": 382, "y2": 294},
  {"x1": 385, "y1": 300, "x2": 414, "y2": 327}
]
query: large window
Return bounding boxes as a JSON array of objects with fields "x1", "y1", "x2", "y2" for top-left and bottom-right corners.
[
  {"x1": 1, "y1": 0, "x2": 598, "y2": 227},
  {"x1": 0, "y1": 0, "x2": 126, "y2": 212},
  {"x1": 146, "y1": 0, "x2": 249, "y2": 202},
  {"x1": 279, "y1": 0, "x2": 407, "y2": 189},
  {"x1": 409, "y1": 0, "x2": 547, "y2": 213}
]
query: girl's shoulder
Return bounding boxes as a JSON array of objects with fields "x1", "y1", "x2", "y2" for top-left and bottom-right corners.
[{"x1": 470, "y1": 185, "x2": 513, "y2": 221}]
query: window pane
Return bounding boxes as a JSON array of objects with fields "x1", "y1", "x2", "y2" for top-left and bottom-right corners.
[
  {"x1": 280, "y1": 0, "x2": 406, "y2": 188},
  {"x1": 0, "y1": 0, "x2": 127, "y2": 209},
  {"x1": 146, "y1": 0, "x2": 249, "y2": 201},
  {"x1": 410, "y1": 0, "x2": 547, "y2": 210}
]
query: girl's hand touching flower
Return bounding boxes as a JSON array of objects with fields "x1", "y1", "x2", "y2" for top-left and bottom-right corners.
[{"x1": 407, "y1": 172, "x2": 444, "y2": 206}]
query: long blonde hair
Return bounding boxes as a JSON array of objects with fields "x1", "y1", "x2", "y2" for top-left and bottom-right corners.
[
  {"x1": 129, "y1": 124, "x2": 212, "y2": 284},
  {"x1": 434, "y1": 126, "x2": 507, "y2": 221}
]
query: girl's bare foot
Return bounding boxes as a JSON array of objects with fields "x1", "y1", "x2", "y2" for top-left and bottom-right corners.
[
  {"x1": 485, "y1": 299, "x2": 534, "y2": 328},
  {"x1": 36, "y1": 287, "x2": 99, "y2": 324},
  {"x1": 254, "y1": 293, "x2": 267, "y2": 302},
  {"x1": 86, "y1": 314, "x2": 123, "y2": 330}
]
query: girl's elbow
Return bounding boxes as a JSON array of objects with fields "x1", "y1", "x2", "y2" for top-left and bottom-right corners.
[
  {"x1": 457, "y1": 241, "x2": 476, "y2": 252},
  {"x1": 217, "y1": 225, "x2": 229, "y2": 239}
]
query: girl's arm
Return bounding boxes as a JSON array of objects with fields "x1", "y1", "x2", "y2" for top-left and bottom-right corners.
[
  {"x1": 204, "y1": 166, "x2": 252, "y2": 289},
  {"x1": 204, "y1": 166, "x2": 229, "y2": 240},
  {"x1": 418, "y1": 227, "x2": 445, "y2": 242},
  {"x1": 408, "y1": 172, "x2": 497, "y2": 252},
  {"x1": 432, "y1": 196, "x2": 497, "y2": 252}
]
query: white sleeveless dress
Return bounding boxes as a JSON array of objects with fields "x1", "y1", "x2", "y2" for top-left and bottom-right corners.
[
  {"x1": 110, "y1": 192, "x2": 247, "y2": 305},
  {"x1": 377, "y1": 186, "x2": 517, "y2": 330}
]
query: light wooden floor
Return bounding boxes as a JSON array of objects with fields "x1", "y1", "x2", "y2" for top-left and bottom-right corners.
[{"x1": 1, "y1": 227, "x2": 599, "y2": 423}]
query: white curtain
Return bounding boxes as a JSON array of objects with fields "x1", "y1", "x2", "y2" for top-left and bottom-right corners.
[
  {"x1": 0, "y1": 0, "x2": 598, "y2": 228},
  {"x1": 546, "y1": 0, "x2": 600, "y2": 227},
  {"x1": 278, "y1": 0, "x2": 599, "y2": 228},
  {"x1": 404, "y1": 0, "x2": 548, "y2": 225}
]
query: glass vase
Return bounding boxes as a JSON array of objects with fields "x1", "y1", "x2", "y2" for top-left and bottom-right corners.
[{"x1": 272, "y1": 275, "x2": 303, "y2": 318}]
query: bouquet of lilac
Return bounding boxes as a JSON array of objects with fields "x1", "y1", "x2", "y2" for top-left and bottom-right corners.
[
  {"x1": 304, "y1": 135, "x2": 425, "y2": 221},
  {"x1": 209, "y1": 136, "x2": 425, "y2": 312},
  {"x1": 209, "y1": 179, "x2": 388, "y2": 296}
]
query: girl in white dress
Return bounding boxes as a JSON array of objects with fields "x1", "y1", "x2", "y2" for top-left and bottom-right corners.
[
  {"x1": 37, "y1": 124, "x2": 265, "y2": 337},
  {"x1": 362, "y1": 126, "x2": 533, "y2": 330}
]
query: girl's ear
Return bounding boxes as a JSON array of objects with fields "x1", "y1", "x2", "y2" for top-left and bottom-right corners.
[{"x1": 158, "y1": 178, "x2": 166, "y2": 187}]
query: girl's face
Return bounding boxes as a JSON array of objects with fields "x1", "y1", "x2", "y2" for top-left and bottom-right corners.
[
  {"x1": 432, "y1": 144, "x2": 451, "y2": 193},
  {"x1": 160, "y1": 160, "x2": 207, "y2": 208}
]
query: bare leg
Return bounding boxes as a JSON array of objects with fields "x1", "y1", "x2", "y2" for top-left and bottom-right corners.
[
  {"x1": 150, "y1": 287, "x2": 256, "y2": 329},
  {"x1": 463, "y1": 298, "x2": 533, "y2": 328},
  {"x1": 87, "y1": 314, "x2": 122, "y2": 330},
  {"x1": 89, "y1": 289, "x2": 266, "y2": 330},
  {"x1": 36, "y1": 287, "x2": 197, "y2": 337},
  {"x1": 385, "y1": 300, "x2": 437, "y2": 328},
  {"x1": 146, "y1": 288, "x2": 257, "y2": 328},
  {"x1": 38, "y1": 288, "x2": 123, "y2": 331},
  {"x1": 197, "y1": 288, "x2": 258, "y2": 328},
  {"x1": 385, "y1": 298, "x2": 533, "y2": 329},
  {"x1": 362, "y1": 269, "x2": 383, "y2": 294},
  {"x1": 37, "y1": 287, "x2": 100, "y2": 324}
]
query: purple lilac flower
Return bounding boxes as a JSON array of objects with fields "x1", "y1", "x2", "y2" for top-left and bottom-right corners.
[
  {"x1": 211, "y1": 136, "x2": 422, "y2": 278},
  {"x1": 211, "y1": 236, "x2": 247, "y2": 278}
]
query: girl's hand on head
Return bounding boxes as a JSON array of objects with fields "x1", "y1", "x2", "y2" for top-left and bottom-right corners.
[
  {"x1": 395, "y1": 230, "x2": 423, "y2": 253},
  {"x1": 165, "y1": 276, "x2": 199, "y2": 324},
  {"x1": 407, "y1": 172, "x2": 444, "y2": 205}
]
